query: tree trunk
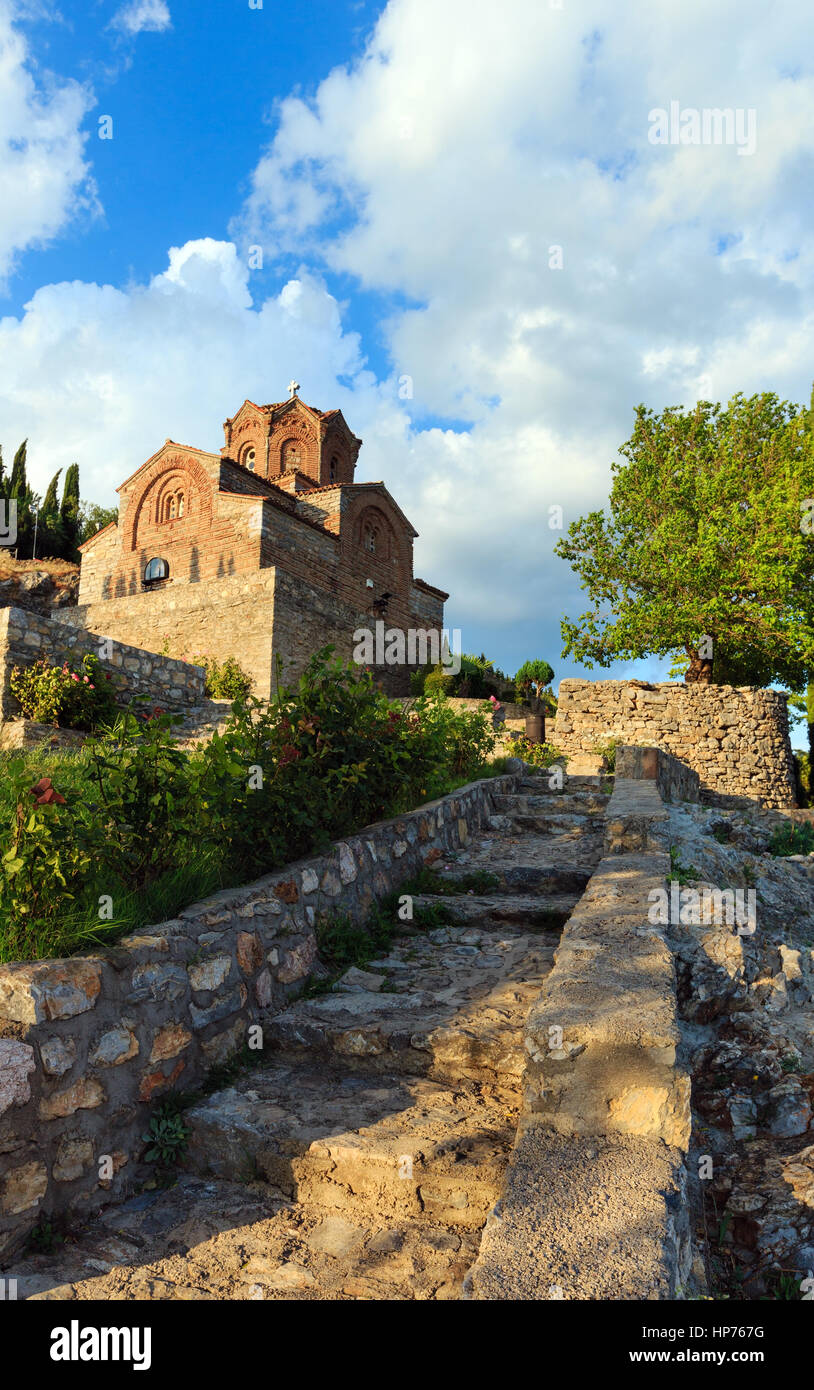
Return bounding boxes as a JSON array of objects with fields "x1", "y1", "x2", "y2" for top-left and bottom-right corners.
[{"x1": 684, "y1": 647, "x2": 713, "y2": 684}]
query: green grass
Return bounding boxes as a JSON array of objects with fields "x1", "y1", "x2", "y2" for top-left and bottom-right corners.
[
  {"x1": 402, "y1": 867, "x2": 501, "y2": 896},
  {"x1": 768, "y1": 821, "x2": 814, "y2": 857},
  {"x1": 667, "y1": 846, "x2": 699, "y2": 886}
]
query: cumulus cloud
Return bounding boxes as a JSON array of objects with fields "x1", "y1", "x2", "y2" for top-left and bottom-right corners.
[
  {"x1": 110, "y1": 0, "x2": 171, "y2": 37},
  {"x1": 230, "y1": 0, "x2": 814, "y2": 669},
  {"x1": 6, "y1": 0, "x2": 814, "y2": 677},
  {"x1": 0, "y1": 0, "x2": 95, "y2": 284},
  {"x1": 0, "y1": 237, "x2": 369, "y2": 503}
]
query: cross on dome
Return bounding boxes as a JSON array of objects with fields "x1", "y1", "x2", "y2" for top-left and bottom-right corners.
[{"x1": 288, "y1": 379, "x2": 300, "y2": 398}]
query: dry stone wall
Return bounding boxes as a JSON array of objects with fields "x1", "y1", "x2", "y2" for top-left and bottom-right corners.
[
  {"x1": 0, "y1": 606, "x2": 204, "y2": 722},
  {"x1": 554, "y1": 679, "x2": 796, "y2": 808},
  {"x1": 0, "y1": 773, "x2": 512, "y2": 1261}
]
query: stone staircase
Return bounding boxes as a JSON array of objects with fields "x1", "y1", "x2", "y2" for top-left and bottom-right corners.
[{"x1": 9, "y1": 773, "x2": 612, "y2": 1302}]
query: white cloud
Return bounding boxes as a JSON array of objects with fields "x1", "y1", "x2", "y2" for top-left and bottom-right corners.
[
  {"x1": 0, "y1": 0, "x2": 95, "y2": 284},
  {"x1": 6, "y1": 0, "x2": 814, "y2": 679},
  {"x1": 110, "y1": 0, "x2": 171, "y2": 37},
  {"x1": 229, "y1": 0, "x2": 814, "y2": 669},
  {"x1": 0, "y1": 237, "x2": 368, "y2": 501}
]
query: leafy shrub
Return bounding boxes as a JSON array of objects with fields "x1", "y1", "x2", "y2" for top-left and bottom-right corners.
[
  {"x1": 198, "y1": 654, "x2": 253, "y2": 701},
  {"x1": 505, "y1": 735, "x2": 565, "y2": 769},
  {"x1": 593, "y1": 735, "x2": 622, "y2": 772},
  {"x1": 142, "y1": 1104, "x2": 189, "y2": 1165},
  {"x1": 10, "y1": 654, "x2": 118, "y2": 730},
  {"x1": 424, "y1": 665, "x2": 454, "y2": 696},
  {"x1": 0, "y1": 650, "x2": 500, "y2": 961}
]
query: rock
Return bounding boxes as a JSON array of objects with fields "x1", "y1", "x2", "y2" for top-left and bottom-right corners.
[
  {"x1": 276, "y1": 935, "x2": 317, "y2": 984},
  {"x1": 729, "y1": 1094, "x2": 757, "y2": 1140},
  {"x1": 337, "y1": 843, "x2": 357, "y2": 884},
  {"x1": 764, "y1": 1081, "x2": 812, "y2": 1138},
  {"x1": 0, "y1": 959, "x2": 102, "y2": 1023},
  {"x1": 240, "y1": 1258, "x2": 315, "y2": 1290},
  {"x1": 149, "y1": 1024, "x2": 192, "y2": 1062},
  {"x1": 333, "y1": 967, "x2": 385, "y2": 993},
  {"x1": 188, "y1": 955, "x2": 232, "y2": 992},
  {"x1": 236, "y1": 932, "x2": 263, "y2": 974},
  {"x1": 0, "y1": 1161, "x2": 48, "y2": 1215},
  {"x1": 0, "y1": 1039, "x2": 35, "y2": 1116},
  {"x1": 39, "y1": 1036, "x2": 76, "y2": 1077},
  {"x1": 89, "y1": 1028, "x2": 139, "y2": 1067},
  {"x1": 53, "y1": 1138, "x2": 94, "y2": 1183},
  {"x1": 39, "y1": 1077, "x2": 105, "y2": 1120},
  {"x1": 305, "y1": 1216, "x2": 367, "y2": 1256}
]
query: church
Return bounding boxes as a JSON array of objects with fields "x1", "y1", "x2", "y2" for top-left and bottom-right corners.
[{"x1": 69, "y1": 387, "x2": 447, "y2": 697}]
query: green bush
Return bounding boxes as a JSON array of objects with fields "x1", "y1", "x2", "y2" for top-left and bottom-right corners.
[
  {"x1": 0, "y1": 650, "x2": 500, "y2": 961},
  {"x1": 424, "y1": 665, "x2": 454, "y2": 696},
  {"x1": 505, "y1": 735, "x2": 565, "y2": 769},
  {"x1": 198, "y1": 654, "x2": 253, "y2": 701},
  {"x1": 593, "y1": 736, "x2": 623, "y2": 772},
  {"x1": 10, "y1": 654, "x2": 118, "y2": 731}
]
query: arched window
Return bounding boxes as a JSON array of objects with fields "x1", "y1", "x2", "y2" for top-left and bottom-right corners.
[
  {"x1": 281, "y1": 438, "x2": 301, "y2": 471},
  {"x1": 243, "y1": 447, "x2": 256, "y2": 472},
  {"x1": 329, "y1": 455, "x2": 338, "y2": 483},
  {"x1": 364, "y1": 525, "x2": 378, "y2": 554},
  {"x1": 158, "y1": 488, "x2": 186, "y2": 523},
  {"x1": 144, "y1": 557, "x2": 169, "y2": 584}
]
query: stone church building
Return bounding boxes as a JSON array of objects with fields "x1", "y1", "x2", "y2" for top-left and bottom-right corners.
[{"x1": 68, "y1": 390, "x2": 447, "y2": 696}]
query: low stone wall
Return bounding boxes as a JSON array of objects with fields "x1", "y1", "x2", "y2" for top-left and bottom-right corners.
[
  {"x1": 0, "y1": 773, "x2": 513, "y2": 1261},
  {"x1": 0, "y1": 606, "x2": 204, "y2": 722},
  {"x1": 615, "y1": 745, "x2": 700, "y2": 804},
  {"x1": 554, "y1": 679, "x2": 796, "y2": 809},
  {"x1": 468, "y1": 750, "x2": 694, "y2": 1300}
]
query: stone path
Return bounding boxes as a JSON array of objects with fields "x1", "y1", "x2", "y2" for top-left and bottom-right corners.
[{"x1": 9, "y1": 774, "x2": 611, "y2": 1302}]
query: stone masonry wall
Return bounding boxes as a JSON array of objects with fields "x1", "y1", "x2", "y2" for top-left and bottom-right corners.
[
  {"x1": 69, "y1": 565, "x2": 443, "y2": 701},
  {"x1": 554, "y1": 679, "x2": 796, "y2": 809},
  {"x1": 468, "y1": 749, "x2": 695, "y2": 1300},
  {"x1": 0, "y1": 606, "x2": 204, "y2": 722},
  {"x1": 0, "y1": 773, "x2": 512, "y2": 1261}
]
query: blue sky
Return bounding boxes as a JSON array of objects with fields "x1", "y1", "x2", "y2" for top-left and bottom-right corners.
[
  {"x1": 1, "y1": 0, "x2": 814, "y2": 712},
  {"x1": 8, "y1": 0, "x2": 395, "y2": 375}
]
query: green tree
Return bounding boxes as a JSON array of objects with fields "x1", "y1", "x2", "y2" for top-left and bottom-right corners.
[
  {"x1": 556, "y1": 390, "x2": 814, "y2": 686},
  {"x1": 9, "y1": 440, "x2": 27, "y2": 498},
  {"x1": 60, "y1": 463, "x2": 81, "y2": 558},
  {"x1": 77, "y1": 501, "x2": 118, "y2": 545}
]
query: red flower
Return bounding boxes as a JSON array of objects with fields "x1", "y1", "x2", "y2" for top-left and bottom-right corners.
[{"x1": 29, "y1": 777, "x2": 66, "y2": 806}]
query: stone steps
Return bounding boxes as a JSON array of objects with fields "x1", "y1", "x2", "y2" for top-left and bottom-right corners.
[
  {"x1": 262, "y1": 925, "x2": 554, "y2": 1087},
  {"x1": 495, "y1": 791, "x2": 610, "y2": 815},
  {"x1": 5, "y1": 772, "x2": 612, "y2": 1302},
  {"x1": 184, "y1": 1064, "x2": 513, "y2": 1230},
  {"x1": 409, "y1": 891, "x2": 578, "y2": 929}
]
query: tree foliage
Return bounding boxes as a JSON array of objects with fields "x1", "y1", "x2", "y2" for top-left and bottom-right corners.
[{"x1": 556, "y1": 390, "x2": 814, "y2": 686}]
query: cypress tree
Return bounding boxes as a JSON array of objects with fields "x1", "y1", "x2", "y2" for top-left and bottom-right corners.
[
  {"x1": 9, "y1": 440, "x2": 27, "y2": 498},
  {"x1": 42, "y1": 469, "x2": 61, "y2": 516},
  {"x1": 60, "y1": 463, "x2": 81, "y2": 558}
]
